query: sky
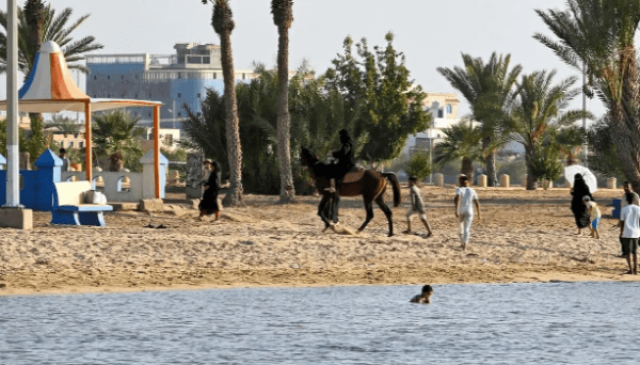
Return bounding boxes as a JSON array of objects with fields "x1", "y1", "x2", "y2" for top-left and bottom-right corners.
[{"x1": 0, "y1": 0, "x2": 605, "y2": 121}]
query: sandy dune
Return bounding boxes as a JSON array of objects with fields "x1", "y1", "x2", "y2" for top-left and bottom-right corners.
[{"x1": 0, "y1": 186, "x2": 636, "y2": 296}]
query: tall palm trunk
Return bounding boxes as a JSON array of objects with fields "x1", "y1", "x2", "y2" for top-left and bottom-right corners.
[
  {"x1": 219, "y1": 27, "x2": 243, "y2": 206},
  {"x1": 211, "y1": 0, "x2": 243, "y2": 206},
  {"x1": 482, "y1": 136, "x2": 498, "y2": 186},
  {"x1": 461, "y1": 157, "x2": 473, "y2": 182},
  {"x1": 611, "y1": 46, "x2": 640, "y2": 192},
  {"x1": 275, "y1": 12, "x2": 295, "y2": 203},
  {"x1": 525, "y1": 146, "x2": 537, "y2": 190}
]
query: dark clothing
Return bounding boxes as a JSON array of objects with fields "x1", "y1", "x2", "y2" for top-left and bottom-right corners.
[
  {"x1": 622, "y1": 237, "x2": 638, "y2": 256},
  {"x1": 570, "y1": 178, "x2": 594, "y2": 229},
  {"x1": 328, "y1": 139, "x2": 355, "y2": 180},
  {"x1": 199, "y1": 163, "x2": 221, "y2": 214}
]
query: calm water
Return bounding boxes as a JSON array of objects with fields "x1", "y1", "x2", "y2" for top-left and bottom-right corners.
[{"x1": 1, "y1": 282, "x2": 639, "y2": 364}]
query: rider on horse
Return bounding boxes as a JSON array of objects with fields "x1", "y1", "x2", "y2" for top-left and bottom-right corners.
[{"x1": 325, "y1": 129, "x2": 355, "y2": 194}]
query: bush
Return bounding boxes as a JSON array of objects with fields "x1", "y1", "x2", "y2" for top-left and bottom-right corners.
[
  {"x1": 529, "y1": 145, "x2": 563, "y2": 189},
  {"x1": 405, "y1": 152, "x2": 432, "y2": 181}
]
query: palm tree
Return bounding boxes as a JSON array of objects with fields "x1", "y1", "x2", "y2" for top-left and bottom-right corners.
[
  {"x1": 92, "y1": 110, "x2": 145, "y2": 172},
  {"x1": 201, "y1": 0, "x2": 243, "y2": 206},
  {"x1": 437, "y1": 53, "x2": 522, "y2": 186},
  {"x1": 0, "y1": 3, "x2": 104, "y2": 75},
  {"x1": 433, "y1": 121, "x2": 483, "y2": 180},
  {"x1": 49, "y1": 114, "x2": 81, "y2": 138},
  {"x1": 534, "y1": 0, "x2": 640, "y2": 190},
  {"x1": 271, "y1": 0, "x2": 296, "y2": 203},
  {"x1": 505, "y1": 70, "x2": 590, "y2": 190}
]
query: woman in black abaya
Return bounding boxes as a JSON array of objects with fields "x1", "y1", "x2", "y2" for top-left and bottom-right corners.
[
  {"x1": 199, "y1": 160, "x2": 221, "y2": 220},
  {"x1": 570, "y1": 173, "x2": 594, "y2": 234}
]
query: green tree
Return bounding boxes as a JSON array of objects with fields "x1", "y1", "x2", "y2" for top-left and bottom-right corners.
[
  {"x1": 586, "y1": 116, "x2": 625, "y2": 179},
  {"x1": 437, "y1": 52, "x2": 522, "y2": 187},
  {"x1": 49, "y1": 114, "x2": 81, "y2": 138},
  {"x1": 405, "y1": 152, "x2": 432, "y2": 182},
  {"x1": 528, "y1": 143, "x2": 564, "y2": 190},
  {"x1": 433, "y1": 122, "x2": 483, "y2": 180},
  {"x1": 505, "y1": 70, "x2": 590, "y2": 190},
  {"x1": 535, "y1": 0, "x2": 640, "y2": 190},
  {"x1": 92, "y1": 110, "x2": 144, "y2": 172},
  {"x1": 0, "y1": 3, "x2": 103, "y2": 75},
  {"x1": 200, "y1": 0, "x2": 243, "y2": 206},
  {"x1": 271, "y1": 0, "x2": 296, "y2": 203},
  {"x1": 325, "y1": 33, "x2": 431, "y2": 163}
]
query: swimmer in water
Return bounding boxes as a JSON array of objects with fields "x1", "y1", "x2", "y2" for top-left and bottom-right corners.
[{"x1": 410, "y1": 285, "x2": 433, "y2": 304}]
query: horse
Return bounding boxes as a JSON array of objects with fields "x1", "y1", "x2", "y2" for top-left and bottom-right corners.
[{"x1": 300, "y1": 147, "x2": 401, "y2": 237}]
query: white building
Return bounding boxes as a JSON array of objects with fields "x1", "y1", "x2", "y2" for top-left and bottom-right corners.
[{"x1": 404, "y1": 92, "x2": 464, "y2": 155}]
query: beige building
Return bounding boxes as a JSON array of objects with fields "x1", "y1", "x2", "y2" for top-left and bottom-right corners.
[{"x1": 404, "y1": 92, "x2": 465, "y2": 155}]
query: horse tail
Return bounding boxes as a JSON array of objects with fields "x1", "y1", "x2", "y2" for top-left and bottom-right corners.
[{"x1": 383, "y1": 173, "x2": 401, "y2": 207}]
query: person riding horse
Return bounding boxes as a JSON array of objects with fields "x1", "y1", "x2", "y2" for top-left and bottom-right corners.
[{"x1": 326, "y1": 129, "x2": 356, "y2": 194}]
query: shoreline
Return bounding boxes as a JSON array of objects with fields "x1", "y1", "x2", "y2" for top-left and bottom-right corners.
[
  {"x1": 2, "y1": 264, "x2": 639, "y2": 297},
  {"x1": 0, "y1": 187, "x2": 632, "y2": 298}
]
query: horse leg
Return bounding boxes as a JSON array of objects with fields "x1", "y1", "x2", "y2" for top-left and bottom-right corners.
[
  {"x1": 375, "y1": 194, "x2": 394, "y2": 237},
  {"x1": 357, "y1": 197, "x2": 375, "y2": 233},
  {"x1": 331, "y1": 192, "x2": 340, "y2": 224},
  {"x1": 317, "y1": 193, "x2": 332, "y2": 230}
]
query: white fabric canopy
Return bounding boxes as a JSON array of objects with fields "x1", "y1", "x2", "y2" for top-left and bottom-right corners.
[{"x1": 0, "y1": 98, "x2": 162, "y2": 113}]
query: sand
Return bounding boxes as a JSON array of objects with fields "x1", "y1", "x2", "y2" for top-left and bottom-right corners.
[{"x1": 0, "y1": 186, "x2": 636, "y2": 296}]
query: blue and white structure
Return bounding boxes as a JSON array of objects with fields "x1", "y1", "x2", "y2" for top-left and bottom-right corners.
[{"x1": 85, "y1": 43, "x2": 256, "y2": 125}]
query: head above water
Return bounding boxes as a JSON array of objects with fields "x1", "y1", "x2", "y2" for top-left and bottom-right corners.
[
  {"x1": 459, "y1": 175, "x2": 469, "y2": 187},
  {"x1": 422, "y1": 285, "x2": 433, "y2": 295}
]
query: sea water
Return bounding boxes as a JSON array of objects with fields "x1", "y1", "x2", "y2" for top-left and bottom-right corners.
[{"x1": 1, "y1": 282, "x2": 639, "y2": 364}]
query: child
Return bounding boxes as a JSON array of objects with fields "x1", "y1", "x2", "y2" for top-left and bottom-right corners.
[
  {"x1": 619, "y1": 192, "x2": 640, "y2": 275},
  {"x1": 410, "y1": 285, "x2": 434, "y2": 304},
  {"x1": 583, "y1": 196, "x2": 601, "y2": 239},
  {"x1": 403, "y1": 176, "x2": 433, "y2": 237},
  {"x1": 454, "y1": 175, "x2": 481, "y2": 251}
]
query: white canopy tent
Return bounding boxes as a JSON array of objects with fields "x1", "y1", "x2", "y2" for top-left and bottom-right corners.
[{"x1": 0, "y1": 41, "x2": 164, "y2": 198}]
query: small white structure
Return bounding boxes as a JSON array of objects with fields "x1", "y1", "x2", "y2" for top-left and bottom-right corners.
[{"x1": 62, "y1": 151, "x2": 168, "y2": 203}]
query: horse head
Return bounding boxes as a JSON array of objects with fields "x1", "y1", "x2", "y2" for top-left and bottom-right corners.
[{"x1": 300, "y1": 146, "x2": 319, "y2": 168}]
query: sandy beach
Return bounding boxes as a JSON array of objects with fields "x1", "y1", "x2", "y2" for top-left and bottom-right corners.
[{"x1": 0, "y1": 186, "x2": 636, "y2": 296}]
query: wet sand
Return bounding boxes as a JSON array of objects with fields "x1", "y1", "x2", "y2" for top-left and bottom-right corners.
[{"x1": 0, "y1": 186, "x2": 635, "y2": 296}]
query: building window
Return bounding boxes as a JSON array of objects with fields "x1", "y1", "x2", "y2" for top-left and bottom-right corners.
[
  {"x1": 242, "y1": 73, "x2": 246, "y2": 80},
  {"x1": 177, "y1": 93, "x2": 182, "y2": 98},
  {"x1": 197, "y1": 93, "x2": 201, "y2": 98},
  {"x1": 107, "y1": 75, "x2": 110, "y2": 80},
  {"x1": 68, "y1": 141, "x2": 74, "y2": 148},
  {"x1": 178, "y1": 72, "x2": 182, "y2": 79},
  {"x1": 438, "y1": 109, "x2": 444, "y2": 118},
  {"x1": 79, "y1": 141, "x2": 84, "y2": 149},
  {"x1": 214, "y1": 72, "x2": 217, "y2": 79},
  {"x1": 148, "y1": 112, "x2": 152, "y2": 117},
  {"x1": 446, "y1": 104, "x2": 452, "y2": 114}
]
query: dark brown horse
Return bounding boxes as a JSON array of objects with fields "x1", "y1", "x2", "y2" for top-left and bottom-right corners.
[{"x1": 301, "y1": 147, "x2": 401, "y2": 236}]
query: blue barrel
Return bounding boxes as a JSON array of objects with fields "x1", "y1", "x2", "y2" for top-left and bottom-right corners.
[{"x1": 612, "y1": 199, "x2": 622, "y2": 219}]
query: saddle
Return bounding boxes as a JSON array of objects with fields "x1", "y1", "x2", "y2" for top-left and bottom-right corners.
[{"x1": 342, "y1": 165, "x2": 366, "y2": 184}]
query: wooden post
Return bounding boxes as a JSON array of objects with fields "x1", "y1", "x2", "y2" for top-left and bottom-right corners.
[
  {"x1": 153, "y1": 105, "x2": 160, "y2": 199},
  {"x1": 85, "y1": 101, "x2": 92, "y2": 182}
]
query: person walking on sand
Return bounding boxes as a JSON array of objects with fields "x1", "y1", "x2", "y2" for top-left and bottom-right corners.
[
  {"x1": 570, "y1": 174, "x2": 594, "y2": 235},
  {"x1": 583, "y1": 196, "x2": 601, "y2": 239},
  {"x1": 198, "y1": 160, "x2": 222, "y2": 220},
  {"x1": 455, "y1": 175, "x2": 481, "y2": 251},
  {"x1": 410, "y1": 285, "x2": 434, "y2": 304},
  {"x1": 403, "y1": 176, "x2": 433, "y2": 237},
  {"x1": 619, "y1": 192, "x2": 640, "y2": 275}
]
